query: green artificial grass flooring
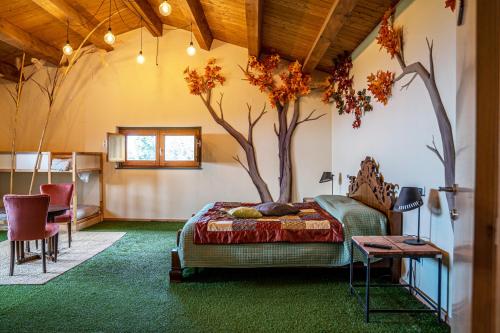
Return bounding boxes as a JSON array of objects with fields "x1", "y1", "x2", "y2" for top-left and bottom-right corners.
[{"x1": 0, "y1": 221, "x2": 449, "y2": 333}]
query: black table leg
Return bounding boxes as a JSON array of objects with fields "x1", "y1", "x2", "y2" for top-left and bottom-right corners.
[
  {"x1": 408, "y1": 257, "x2": 413, "y2": 295},
  {"x1": 365, "y1": 257, "x2": 371, "y2": 323},
  {"x1": 349, "y1": 241, "x2": 354, "y2": 295},
  {"x1": 437, "y1": 257, "x2": 442, "y2": 323}
]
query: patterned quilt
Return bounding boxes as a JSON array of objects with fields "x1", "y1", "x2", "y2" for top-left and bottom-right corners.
[{"x1": 194, "y1": 202, "x2": 344, "y2": 244}]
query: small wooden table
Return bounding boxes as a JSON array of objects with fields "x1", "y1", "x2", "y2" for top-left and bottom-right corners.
[{"x1": 350, "y1": 236, "x2": 443, "y2": 323}]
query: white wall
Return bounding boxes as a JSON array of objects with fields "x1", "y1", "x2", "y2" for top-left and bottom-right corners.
[
  {"x1": 332, "y1": 0, "x2": 455, "y2": 314},
  {"x1": 0, "y1": 28, "x2": 332, "y2": 220}
]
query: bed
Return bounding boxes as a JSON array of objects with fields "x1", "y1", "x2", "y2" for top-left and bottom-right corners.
[{"x1": 170, "y1": 157, "x2": 402, "y2": 282}]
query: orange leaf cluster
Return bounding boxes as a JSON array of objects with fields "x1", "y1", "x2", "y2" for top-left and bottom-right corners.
[
  {"x1": 183, "y1": 58, "x2": 226, "y2": 95},
  {"x1": 245, "y1": 54, "x2": 280, "y2": 93},
  {"x1": 244, "y1": 54, "x2": 311, "y2": 108},
  {"x1": 445, "y1": 0, "x2": 456, "y2": 11},
  {"x1": 376, "y1": 8, "x2": 402, "y2": 59},
  {"x1": 367, "y1": 70, "x2": 395, "y2": 105}
]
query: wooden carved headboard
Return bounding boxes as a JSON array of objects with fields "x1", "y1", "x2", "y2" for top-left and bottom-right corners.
[{"x1": 348, "y1": 157, "x2": 402, "y2": 235}]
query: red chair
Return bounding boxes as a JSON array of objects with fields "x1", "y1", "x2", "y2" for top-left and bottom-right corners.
[
  {"x1": 3, "y1": 194, "x2": 59, "y2": 276},
  {"x1": 40, "y1": 183, "x2": 73, "y2": 248}
]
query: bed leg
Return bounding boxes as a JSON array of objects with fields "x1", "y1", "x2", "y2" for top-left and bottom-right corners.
[{"x1": 169, "y1": 248, "x2": 183, "y2": 283}]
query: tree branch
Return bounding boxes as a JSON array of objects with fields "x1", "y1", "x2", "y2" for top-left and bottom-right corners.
[
  {"x1": 233, "y1": 155, "x2": 250, "y2": 174},
  {"x1": 426, "y1": 136, "x2": 445, "y2": 165},
  {"x1": 426, "y1": 38, "x2": 435, "y2": 80},
  {"x1": 297, "y1": 109, "x2": 326, "y2": 125},
  {"x1": 247, "y1": 103, "x2": 267, "y2": 143},
  {"x1": 216, "y1": 93, "x2": 225, "y2": 119},
  {"x1": 400, "y1": 73, "x2": 418, "y2": 91},
  {"x1": 273, "y1": 123, "x2": 279, "y2": 136}
]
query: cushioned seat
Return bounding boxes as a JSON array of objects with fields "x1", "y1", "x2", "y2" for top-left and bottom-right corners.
[
  {"x1": 40, "y1": 183, "x2": 73, "y2": 247},
  {"x1": 3, "y1": 194, "x2": 59, "y2": 275}
]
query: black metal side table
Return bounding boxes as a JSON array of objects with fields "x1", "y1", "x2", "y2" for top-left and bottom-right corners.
[{"x1": 350, "y1": 235, "x2": 443, "y2": 323}]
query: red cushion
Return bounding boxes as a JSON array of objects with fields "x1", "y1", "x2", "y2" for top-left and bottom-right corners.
[
  {"x1": 4, "y1": 194, "x2": 50, "y2": 241},
  {"x1": 40, "y1": 183, "x2": 73, "y2": 206},
  {"x1": 54, "y1": 210, "x2": 72, "y2": 223},
  {"x1": 44, "y1": 223, "x2": 59, "y2": 238}
]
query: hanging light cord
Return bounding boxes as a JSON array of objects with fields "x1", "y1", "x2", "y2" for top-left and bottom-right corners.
[
  {"x1": 190, "y1": 22, "x2": 193, "y2": 43},
  {"x1": 156, "y1": 37, "x2": 159, "y2": 66},
  {"x1": 66, "y1": 19, "x2": 70, "y2": 42},
  {"x1": 140, "y1": 18, "x2": 143, "y2": 51},
  {"x1": 108, "y1": 0, "x2": 112, "y2": 29}
]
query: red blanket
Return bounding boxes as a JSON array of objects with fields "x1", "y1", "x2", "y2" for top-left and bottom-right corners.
[{"x1": 194, "y1": 202, "x2": 344, "y2": 244}]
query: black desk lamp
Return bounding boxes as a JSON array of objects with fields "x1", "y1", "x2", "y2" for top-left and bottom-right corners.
[
  {"x1": 319, "y1": 172, "x2": 334, "y2": 195},
  {"x1": 394, "y1": 187, "x2": 425, "y2": 246}
]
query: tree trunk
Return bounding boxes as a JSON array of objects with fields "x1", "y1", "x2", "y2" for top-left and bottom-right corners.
[
  {"x1": 244, "y1": 144, "x2": 274, "y2": 202},
  {"x1": 277, "y1": 100, "x2": 300, "y2": 203},
  {"x1": 201, "y1": 95, "x2": 273, "y2": 202},
  {"x1": 423, "y1": 75, "x2": 456, "y2": 209},
  {"x1": 396, "y1": 48, "x2": 456, "y2": 210}
]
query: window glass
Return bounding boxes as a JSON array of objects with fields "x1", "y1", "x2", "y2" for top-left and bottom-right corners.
[
  {"x1": 164, "y1": 135, "x2": 195, "y2": 161},
  {"x1": 126, "y1": 135, "x2": 156, "y2": 161}
]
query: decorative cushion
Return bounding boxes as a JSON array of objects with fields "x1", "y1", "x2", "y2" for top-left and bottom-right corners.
[
  {"x1": 227, "y1": 207, "x2": 262, "y2": 219},
  {"x1": 254, "y1": 202, "x2": 300, "y2": 216}
]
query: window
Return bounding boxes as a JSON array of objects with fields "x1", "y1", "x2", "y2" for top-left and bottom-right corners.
[{"x1": 107, "y1": 127, "x2": 201, "y2": 168}]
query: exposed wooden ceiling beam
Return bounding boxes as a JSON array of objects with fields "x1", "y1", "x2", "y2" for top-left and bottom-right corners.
[
  {"x1": 0, "y1": 18, "x2": 60, "y2": 65},
  {"x1": 245, "y1": 0, "x2": 262, "y2": 57},
  {"x1": 31, "y1": 0, "x2": 113, "y2": 52},
  {"x1": 179, "y1": 0, "x2": 213, "y2": 51},
  {"x1": 0, "y1": 61, "x2": 21, "y2": 82},
  {"x1": 123, "y1": 0, "x2": 163, "y2": 37},
  {"x1": 303, "y1": 0, "x2": 358, "y2": 73}
]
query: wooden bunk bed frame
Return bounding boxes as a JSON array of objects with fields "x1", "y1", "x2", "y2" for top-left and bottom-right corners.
[
  {"x1": 170, "y1": 156, "x2": 402, "y2": 282},
  {"x1": 0, "y1": 151, "x2": 104, "y2": 230}
]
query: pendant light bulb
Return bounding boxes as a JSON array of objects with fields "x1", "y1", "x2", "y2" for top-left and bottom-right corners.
[
  {"x1": 62, "y1": 42, "x2": 73, "y2": 56},
  {"x1": 186, "y1": 42, "x2": 196, "y2": 56},
  {"x1": 63, "y1": 20, "x2": 73, "y2": 56},
  {"x1": 104, "y1": 28, "x2": 116, "y2": 45},
  {"x1": 137, "y1": 51, "x2": 145, "y2": 64},
  {"x1": 159, "y1": 1, "x2": 172, "y2": 16}
]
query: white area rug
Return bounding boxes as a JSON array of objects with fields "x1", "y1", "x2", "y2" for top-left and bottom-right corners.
[{"x1": 0, "y1": 231, "x2": 125, "y2": 285}]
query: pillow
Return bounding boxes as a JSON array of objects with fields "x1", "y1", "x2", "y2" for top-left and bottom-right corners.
[
  {"x1": 51, "y1": 158, "x2": 72, "y2": 172},
  {"x1": 228, "y1": 207, "x2": 262, "y2": 219},
  {"x1": 254, "y1": 202, "x2": 300, "y2": 216}
]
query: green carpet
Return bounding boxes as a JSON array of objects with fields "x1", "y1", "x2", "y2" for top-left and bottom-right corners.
[{"x1": 0, "y1": 221, "x2": 449, "y2": 333}]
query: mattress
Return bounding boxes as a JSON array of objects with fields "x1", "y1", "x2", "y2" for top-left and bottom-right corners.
[
  {"x1": 75, "y1": 205, "x2": 100, "y2": 220},
  {"x1": 178, "y1": 195, "x2": 388, "y2": 269}
]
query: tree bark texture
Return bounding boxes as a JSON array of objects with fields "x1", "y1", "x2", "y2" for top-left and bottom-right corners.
[
  {"x1": 201, "y1": 92, "x2": 273, "y2": 203},
  {"x1": 395, "y1": 40, "x2": 456, "y2": 209}
]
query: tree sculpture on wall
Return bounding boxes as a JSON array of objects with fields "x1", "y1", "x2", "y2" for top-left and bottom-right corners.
[
  {"x1": 3, "y1": 53, "x2": 38, "y2": 194},
  {"x1": 241, "y1": 55, "x2": 326, "y2": 203},
  {"x1": 184, "y1": 58, "x2": 272, "y2": 202},
  {"x1": 184, "y1": 56, "x2": 330, "y2": 203},
  {"x1": 366, "y1": 8, "x2": 456, "y2": 210},
  {"x1": 27, "y1": 11, "x2": 125, "y2": 194}
]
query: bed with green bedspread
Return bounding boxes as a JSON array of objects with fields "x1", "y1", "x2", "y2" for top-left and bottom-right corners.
[{"x1": 178, "y1": 195, "x2": 388, "y2": 269}]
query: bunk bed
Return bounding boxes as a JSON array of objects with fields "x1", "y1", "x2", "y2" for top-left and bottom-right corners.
[{"x1": 0, "y1": 151, "x2": 104, "y2": 230}]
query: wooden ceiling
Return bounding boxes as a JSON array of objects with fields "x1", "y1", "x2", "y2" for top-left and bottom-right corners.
[{"x1": 0, "y1": 0, "x2": 396, "y2": 81}]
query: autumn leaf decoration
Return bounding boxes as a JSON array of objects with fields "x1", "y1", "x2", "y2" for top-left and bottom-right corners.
[
  {"x1": 376, "y1": 7, "x2": 402, "y2": 59},
  {"x1": 322, "y1": 52, "x2": 372, "y2": 129},
  {"x1": 445, "y1": 0, "x2": 456, "y2": 12},
  {"x1": 184, "y1": 58, "x2": 226, "y2": 95},
  {"x1": 243, "y1": 54, "x2": 311, "y2": 108},
  {"x1": 367, "y1": 70, "x2": 395, "y2": 105}
]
